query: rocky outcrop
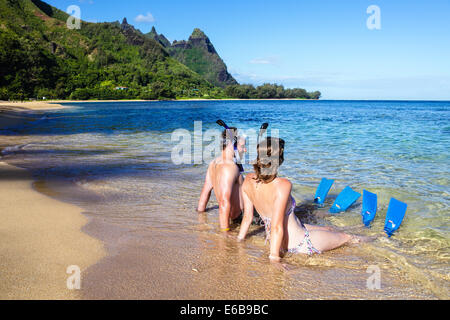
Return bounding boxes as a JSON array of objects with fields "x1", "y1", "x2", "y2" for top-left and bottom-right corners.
[
  {"x1": 120, "y1": 18, "x2": 144, "y2": 46},
  {"x1": 187, "y1": 28, "x2": 217, "y2": 54},
  {"x1": 145, "y1": 27, "x2": 237, "y2": 87},
  {"x1": 120, "y1": 19, "x2": 167, "y2": 59},
  {"x1": 171, "y1": 40, "x2": 190, "y2": 49},
  {"x1": 146, "y1": 26, "x2": 171, "y2": 47}
]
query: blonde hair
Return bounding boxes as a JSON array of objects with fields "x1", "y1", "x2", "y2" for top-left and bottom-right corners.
[{"x1": 253, "y1": 137, "x2": 285, "y2": 183}]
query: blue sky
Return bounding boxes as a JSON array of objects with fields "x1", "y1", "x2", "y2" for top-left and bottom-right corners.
[{"x1": 47, "y1": 0, "x2": 450, "y2": 100}]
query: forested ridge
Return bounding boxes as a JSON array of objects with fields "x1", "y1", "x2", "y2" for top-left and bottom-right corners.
[{"x1": 0, "y1": 0, "x2": 321, "y2": 100}]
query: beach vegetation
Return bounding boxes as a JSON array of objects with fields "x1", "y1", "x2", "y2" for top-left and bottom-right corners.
[{"x1": 224, "y1": 83, "x2": 321, "y2": 100}]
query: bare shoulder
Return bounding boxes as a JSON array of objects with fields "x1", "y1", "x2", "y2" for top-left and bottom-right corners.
[
  {"x1": 220, "y1": 162, "x2": 239, "y2": 179},
  {"x1": 273, "y1": 177, "x2": 292, "y2": 192}
]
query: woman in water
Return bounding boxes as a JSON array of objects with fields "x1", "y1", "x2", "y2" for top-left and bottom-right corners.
[{"x1": 237, "y1": 137, "x2": 360, "y2": 262}]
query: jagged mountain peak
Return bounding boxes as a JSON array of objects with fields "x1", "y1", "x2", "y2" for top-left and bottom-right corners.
[
  {"x1": 145, "y1": 26, "x2": 170, "y2": 47},
  {"x1": 190, "y1": 28, "x2": 207, "y2": 39},
  {"x1": 187, "y1": 28, "x2": 216, "y2": 55},
  {"x1": 166, "y1": 28, "x2": 237, "y2": 87}
]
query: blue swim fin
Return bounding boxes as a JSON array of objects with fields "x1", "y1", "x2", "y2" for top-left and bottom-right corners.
[
  {"x1": 314, "y1": 178, "x2": 334, "y2": 205},
  {"x1": 329, "y1": 186, "x2": 361, "y2": 214},
  {"x1": 384, "y1": 198, "x2": 407, "y2": 237},
  {"x1": 361, "y1": 190, "x2": 377, "y2": 227}
]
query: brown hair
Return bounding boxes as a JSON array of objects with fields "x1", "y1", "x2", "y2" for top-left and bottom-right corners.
[
  {"x1": 221, "y1": 127, "x2": 238, "y2": 150},
  {"x1": 253, "y1": 137, "x2": 285, "y2": 183}
]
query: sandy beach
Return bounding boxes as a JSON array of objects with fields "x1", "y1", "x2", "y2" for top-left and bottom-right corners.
[
  {"x1": 0, "y1": 104, "x2": 105, "y2": 299},
  {"x1": 0, "y1": 101, "x2": 66, "y2": 110},
  {"x1": 0, "y1": 101, "x2": 66, "y2": 130}
]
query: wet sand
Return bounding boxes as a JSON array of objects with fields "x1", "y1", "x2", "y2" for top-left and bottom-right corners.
[
  {"x1": 0, "y1": 106, "x2": 105, "y2": 299},
  {"x1": 0, "y1": 161, "x2": 105, "y2": 299},
  {"x1": 77, "y1": 207, "x2": 434, "y2": 300}
]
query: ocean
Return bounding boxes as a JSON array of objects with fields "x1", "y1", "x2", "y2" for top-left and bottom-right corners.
[{"x1": 1, "y1": 100, "x2": 449, "y2": 299}]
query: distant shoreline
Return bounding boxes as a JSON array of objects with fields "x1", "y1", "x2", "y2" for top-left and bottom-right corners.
[
  {"x1": 1, "y1": 98, "x2": 447, "y2": 114},
  {"x1": 0, "y1": 98, "x2": 318, "y2": 110},
  {"x1": 0, "y1": 101, "x2": 67, "y2": 111}
]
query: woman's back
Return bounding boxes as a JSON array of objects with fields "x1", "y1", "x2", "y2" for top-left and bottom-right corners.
[
  {"x1": 242, "y1": 173, "x2": 291, "y2": 219},
  {"x1": 243, "y1": 173, "x2": 309, "y2": 250}
]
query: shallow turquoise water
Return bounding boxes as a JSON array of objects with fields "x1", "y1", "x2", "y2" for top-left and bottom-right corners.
[{"x1": 1, "y1": 100, "x2": 449, "y2": 298}]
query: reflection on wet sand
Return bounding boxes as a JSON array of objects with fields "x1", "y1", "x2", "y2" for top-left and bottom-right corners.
[{"x1": 193, "y1": 213, "x2": 289, "y2": 299}]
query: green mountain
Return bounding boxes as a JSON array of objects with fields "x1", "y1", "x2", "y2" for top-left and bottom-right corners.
[
  {"x1": 0, "y1": 0, "x2": 320, "y2": 100},
  {"x1": 0, "y1": 0, "x2": 218, "y2": 100},
  {"x1": 146, "y1": 27, "x2": 237, "y2": 88}
]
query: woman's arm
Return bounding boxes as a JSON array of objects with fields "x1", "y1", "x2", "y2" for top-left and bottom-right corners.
[
  {"x1": 218, "y1": 165, "x2": 239, "y2": 230},
  {"x1": 269, "y1": 180, "x2": 292, "y2": 261},
  {"x1": 237, "y1": 187, "x2": 254, "y2": 241},
  {"x1": 197, "y1": 167, "x2": 213, "y2": 212}
]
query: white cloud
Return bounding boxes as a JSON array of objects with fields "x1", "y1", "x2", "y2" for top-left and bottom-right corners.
[
  {"x1": 249, "y1": 58, "x2": 271, "y2": 65},
  {"x1": 249, "y1": 56, "x2": 279, "y2": 65},
  {"x1": 134, "y1": 12, "x2": 155, "y2": 23}
]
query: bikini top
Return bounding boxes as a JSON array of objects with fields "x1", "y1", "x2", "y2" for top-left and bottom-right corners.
[{"x1": 262, "y1": 195, "x2": 304, "y2": 244}]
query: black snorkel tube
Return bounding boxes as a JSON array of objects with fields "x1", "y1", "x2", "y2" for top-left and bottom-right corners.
[
  {"x1": 259, "y1": 123, "x2": 269, "y2": 142},
  {"x1": 216, "y1": 120, "x2": 244, "y2": 173}
]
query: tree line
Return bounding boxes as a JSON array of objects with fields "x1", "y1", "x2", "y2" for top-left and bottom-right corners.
[{"x1": 224, "y1": 83, "x2": 321, "y2": 100}]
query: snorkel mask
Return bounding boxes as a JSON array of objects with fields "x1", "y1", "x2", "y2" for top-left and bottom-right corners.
[
  {"x1": 216, "y1": 120, "x2": 270, "y2": 174},
  {"x1": 216, "y1": 120, "x2": 244, "y2": 173}
]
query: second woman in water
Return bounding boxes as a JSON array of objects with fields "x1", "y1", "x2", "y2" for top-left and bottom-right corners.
[{"x1": 237, "y1": 137, "x2": 361, "y2": 262}]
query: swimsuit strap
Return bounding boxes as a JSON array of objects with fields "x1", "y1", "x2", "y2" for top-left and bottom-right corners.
[
  {"x1": 287, "y1": 226, "x2": 322, "y2": 255},
  {"x1": 263, "y1": 195, "x2": 321, "y2": 256},
  {"x1": 287, "y1": 196, "x2": 321, "y2": 255},
  {"x1": 301, "y1": 227, "x2": 322, "y2": 255},
  {"x1": 287, "y1": 195, "x2": 296, "y2": 216},
  {"x1": 263, "y1": 217, "x2": 271, "y2": 245},
  {"x1": 263, "y1": 195, "x2": 296, "y2": 244},
  {"x1": 234, "y1": 158, "x2": 244, "y2": 173}
]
